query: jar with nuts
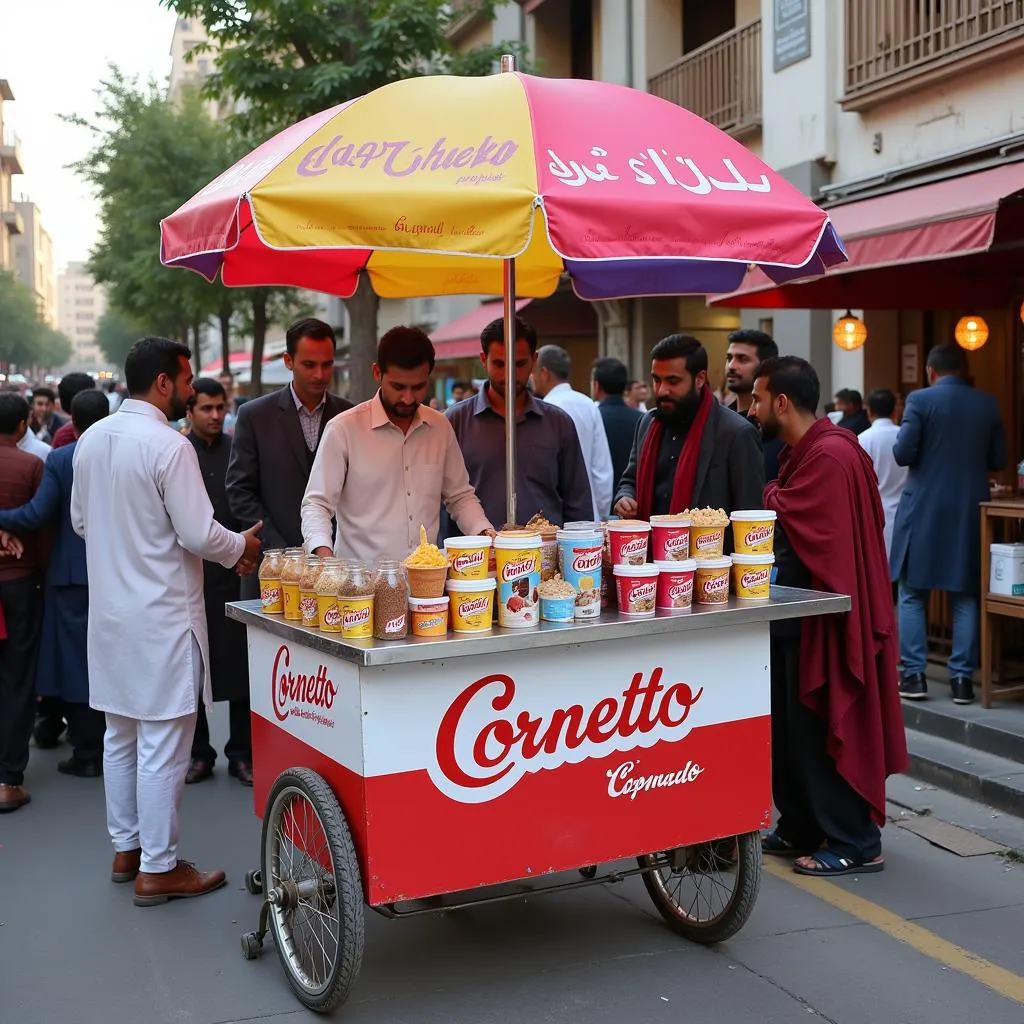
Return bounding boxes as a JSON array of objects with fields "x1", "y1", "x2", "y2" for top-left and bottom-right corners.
[{"x1": 373, "y1": 559, "x2": 409, "y2": 640}]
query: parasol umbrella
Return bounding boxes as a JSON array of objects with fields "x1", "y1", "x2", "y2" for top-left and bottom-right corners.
[{"x1": 161, "y1": 57, "x2": 846, "y2": 524}]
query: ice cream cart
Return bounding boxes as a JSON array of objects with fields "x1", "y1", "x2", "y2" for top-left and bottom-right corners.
[{"x1": 227, "y1": 587, "x2": 849, "y2": 1013}]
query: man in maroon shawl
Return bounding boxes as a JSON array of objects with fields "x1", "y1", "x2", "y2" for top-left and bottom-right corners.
[{"x1": 750, "y1": 356, "x2": 907, "y2": 876}]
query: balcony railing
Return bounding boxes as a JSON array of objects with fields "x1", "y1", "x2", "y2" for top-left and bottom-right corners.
[
  {"x1": 0, "y1": 130, "x2": 23, "y2": 175},
  {"x1": 648, "y1": 19, "x2": 762, "y2": 139},
  {"x1": 844, "y1": 0, "x2": 1024, "y2": 110}
]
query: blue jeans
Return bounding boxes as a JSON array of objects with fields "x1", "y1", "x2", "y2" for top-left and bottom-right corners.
[{"x1": 898, "y1": 580, "x2": 978, "y2": 679}]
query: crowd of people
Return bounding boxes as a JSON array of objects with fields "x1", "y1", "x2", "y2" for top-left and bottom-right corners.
[{"x1": 0, "y1": 312, "x2": 1004, "y2": 902}]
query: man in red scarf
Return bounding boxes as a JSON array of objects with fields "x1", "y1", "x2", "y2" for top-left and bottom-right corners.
[
  {"x1": 613, "y1": 335, "x2": 763, "y2": 521},
  {"x1": 750, "y1": 356, "x2": 907, "y2": 876}
]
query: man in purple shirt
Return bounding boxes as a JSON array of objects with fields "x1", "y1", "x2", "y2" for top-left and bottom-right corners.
[{"x1": 445, "y1": 316, "x2": 593, "y2": 531}]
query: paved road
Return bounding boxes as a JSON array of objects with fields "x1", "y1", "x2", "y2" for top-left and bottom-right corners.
[{"x1": 3, "y1": 707, "x2": 1024, "y2": 1024}]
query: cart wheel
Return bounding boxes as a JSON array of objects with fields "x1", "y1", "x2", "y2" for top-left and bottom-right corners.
[
  {"x1": 261, "y1": 767, "x2": 365, "y2": 1014},
  {"x1": 637, "y1": 832, "x2": 761, "y2": 944},
  {"x1": 244, "y1": 869, "x2": 263, "y2": 896},
  {"x1": 241, "y1": 931, "x2": 263, "y2": 960}
]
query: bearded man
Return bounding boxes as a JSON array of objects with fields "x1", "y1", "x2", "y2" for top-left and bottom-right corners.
[{"x1": 613, "y1": 334, "x2": 763, "y2": 524}]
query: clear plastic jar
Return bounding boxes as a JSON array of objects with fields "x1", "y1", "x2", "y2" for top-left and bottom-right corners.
[
  {"x1": 281, "y1": 550, "x2": 305, "y2": 621},
  {"x1": 298, "y1": 555, "x2": 323, "y2": 629},
  {"x1": 373, "y1": 559, "x2": 409, "y2": 640},
  {"x1": 315, "y1": 557, "x2": 345, "y2": 632},
  {"x1": 258, "y1": 548, "x2": 284, "y2": 614}
]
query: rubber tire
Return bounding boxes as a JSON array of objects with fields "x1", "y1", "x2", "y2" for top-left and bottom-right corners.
[
  {"x1": 261, "y1": 767, "x2": 365, "y2": 1014},
  {"x1": 244, "y1": 869, "x2": 263, "y2": 896},
  {"x1": 241, "y1": 932, "x2": 262, "y2": 960},
  {"x1": 638, "y1": 832, "x2": 761, "y2": 944}
]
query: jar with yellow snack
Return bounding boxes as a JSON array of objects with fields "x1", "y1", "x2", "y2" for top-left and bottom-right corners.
[
  {"x1": 686, "y1": 507, "x2": 730, "y2": 559},
  {"x1": 298, "y1": 555, "x2": 322, "y2": 628},
  {"x1": 258, "y1": 548, "x2": 284, "y2": 614},
  {"x1": 404, "y1": 524, "x2": 450, "y2": 598},
  {"x1": 314, "y1": 558, "x2": 345, "y2": 632},
  {"x1": 281, "y1": 549, "x2": 305, "y2": 621}
]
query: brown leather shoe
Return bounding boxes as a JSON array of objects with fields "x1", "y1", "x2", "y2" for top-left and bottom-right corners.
[
  {"x1": 0, "y1": 784, "x2": 31, "y2": 813},
  {"x1": 111, "y1": 848, "x2": 142, "y2": 883},
  {"x1": 185, "y1": 758, "x2": 214, "y2": 784},
  {"x1": 133, "y1": 860, "x2": 227, "y2": 907},
  {"x1": 228, "y1": 760, "x2": 254, "y2": 787}
]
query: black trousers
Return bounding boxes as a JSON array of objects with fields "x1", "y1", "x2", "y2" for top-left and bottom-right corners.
[
  {"x1": 770, "y1": 637, "x2": 881, "y2": 862},
  {"x1": 191, "y1": 699, "x2": 252, "y2": 765},
  {"x1": 0, "y1": 576, "x2": 44, "y2": 787},
  {"x1": 64, "y1": 702, "x2": 106, "y2": 763}
]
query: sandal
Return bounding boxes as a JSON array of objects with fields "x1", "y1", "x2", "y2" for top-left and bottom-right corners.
[
  {"x1": 761, "y1": 830, "x2": 815, "y2": 857},
  {"x1": 793, "y1": 850, "x2": 885, "y2": 877}
]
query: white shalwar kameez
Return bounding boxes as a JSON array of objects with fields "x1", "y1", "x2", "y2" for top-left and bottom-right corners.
[{"x1": 71, "y1": 399, "x2": 245, "y2": 873}]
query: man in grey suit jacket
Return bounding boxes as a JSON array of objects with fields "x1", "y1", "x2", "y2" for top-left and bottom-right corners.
[
  {"x1": 613, "y1": 334, "x2": 764, "y2": 527},
  {"x1": 226, "y1": 318, "x2": 353, "y2": 598},
  {"x1": 891, "y1": 344, "x2": 1006, "y2": 706}
]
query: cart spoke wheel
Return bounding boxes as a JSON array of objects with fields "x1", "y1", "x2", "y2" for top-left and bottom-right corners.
[
  {"x1": 261, "y1": 767, "x2": 364, "y2": 1014},
  {"x1": 638, "y1": 832, "x2": 761, "y2": 944}
]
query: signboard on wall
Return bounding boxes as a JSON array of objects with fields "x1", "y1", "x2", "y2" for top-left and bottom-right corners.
[
  {"x1": 900, "y1": 344, "x2": 919, "y2": 386},
  {"x1": 773, "y1": 0, "x2": 812, "y2": 71}
]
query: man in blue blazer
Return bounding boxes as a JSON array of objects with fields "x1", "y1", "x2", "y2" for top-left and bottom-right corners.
[
  {"x1": 0, "y1": 390, "x2": 111, "y2": 775},
  {"x1": 891, "y1": 345, "x2": 1006, "y2": 705}
]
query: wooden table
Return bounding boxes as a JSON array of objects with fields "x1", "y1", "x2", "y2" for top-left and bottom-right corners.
[{"x1": 980, "y1": 498, "x2": 1024, "y2": 707}]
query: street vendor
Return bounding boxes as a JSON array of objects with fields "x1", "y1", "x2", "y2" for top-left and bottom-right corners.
[
  {"x1": 750, "y1": 356, "x2": 907, "y2": 877},
  {"x1": 613, "y1": 334, "x2": 763, "y2": 521},
  {"x1": 302, "y1": 327, "x2": 494, "y2": 563}
]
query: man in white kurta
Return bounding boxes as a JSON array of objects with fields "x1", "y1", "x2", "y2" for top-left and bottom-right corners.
[
  {"x1": 72, "y1": 338, "x2": 260, "y2": 907},
  {"x1": 858, "y1": 388, "x2": 908, "y2": 560},
  {"x1": 532, "y1": 345, "x2": 615, "y2": 519}
]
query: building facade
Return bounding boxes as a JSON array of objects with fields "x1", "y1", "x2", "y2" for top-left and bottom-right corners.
[
  {"x1": 58, "y1": 262, "x2": 108, "y2": 370},
  {"x1": 13, "y1": 201, "x2": 57, "y2": 327},
  {"x1": 0, "y1": 79, "x2": 23, "y2": 274}
]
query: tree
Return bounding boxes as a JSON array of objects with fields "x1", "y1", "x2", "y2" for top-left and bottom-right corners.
[
  {"x1": 0, "y1": 270, "x2": 71, "y2": 374},
  {"x1": 96, "y1": 306, "x2": 147, "y2": 368},
  {"x1": 163, "y1": 0, "x2": 529, "y2": 401}
]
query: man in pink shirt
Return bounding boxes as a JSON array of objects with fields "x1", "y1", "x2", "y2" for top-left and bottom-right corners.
[{"x1": 302, "y1": 327, "x2": 493, "y2": 562}]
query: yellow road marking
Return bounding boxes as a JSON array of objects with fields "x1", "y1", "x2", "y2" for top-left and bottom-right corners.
[{"x1": 763, "y1": 858, "x2": 1024, "y2": 1006}]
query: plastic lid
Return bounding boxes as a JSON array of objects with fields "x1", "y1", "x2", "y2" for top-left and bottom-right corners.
[
  {"x1": 493, "y1": 532, "x2": 542, "y2": 550},
  {"x1": 607, "y1": 520, "x2": 651, "y2": 532},
  {"x1": 613, "y1": 563, "x2": 659, "y2": 577},
  {"x1": 444, "y1": 536, "x2": 493, "y2": 550},
  {"x1": 655, "y1": 560, "x2": 697, "y2": 572},
  {"x1": 730, "y1": 509, "x2": 778, "y2": 521},
  {"x1": 731, "y1": 553, "x2": 776, "y2": 565},
  {"x1": 408, "y1": 596, "x2": 450, "y2": 609},
  {"x1": 445, "y1": 578, "x2": 498, "y2": 593},
  {"x1": 562, "y1": 520, "x2": 599, "y2": 531},
  {"x1": 694, "y1": 557, "x2": 732, "y2": 570},
  {"x1": 556, "y1": 529, "x2": 603, "y2": 544}
]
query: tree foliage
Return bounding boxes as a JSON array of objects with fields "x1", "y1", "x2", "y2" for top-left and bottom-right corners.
[
  {"x1": 95, "y1": 306, "x2": 147, "y2": 368},
  {"x1": 163, "y1": 0, "x2": 529, "y2": 400},
  {"x1": 0, "y1": 270, "x2": 72, "y2": 372}
]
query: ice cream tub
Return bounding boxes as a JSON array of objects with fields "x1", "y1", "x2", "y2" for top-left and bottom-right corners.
[
  {"x1": 339, "y1": 595, "x2": 374, "y2": 639},
  {"x1": 408, "y1": 596, "x2": 449, "y2": 637},
  {"x1": 317, "y1": 595, "x2": 342, "y2": 633},
  {"x1": 731, "y1": 510, "x2": 777, "y2": 555},
  {"x1": 446, "y1": 578, "x2": 496, "y2": 633},
  {"x1": 539, "y1": 594, "x2": 575, "y2": 622},
  {"x1": 494, "y1": 532, "x2": 541, "y2": 628},
  {"x1": 731, "y1": 553, "x2": 775, "y2": 600},
  {"x1": 613, "y1": 563, "x2": 659, "y2": 617},
  {"x1": 694, "y1": 558, "x2": 732, "y2": 606},
  {"x1": 444, "y1": 536, "x2": 492, "y2": 581},
  {"x1": 655, "y1": 559, "x2": 697, "y2": 612},
  {"x1": 650, "y1": 514, "x2": 691, "y2": 562},
  {"x1": 691, "y1": 525, "x2": 727, "y2": 559},
  {"x1": 607, "y1": 520, "x2": 651, "y2": 567},
  {"x1": 557, "y1": 521, "x2": 598, "y2": 572},
  {"x1": 556, "y1": 529, "x2": 603, "y2": 620}
]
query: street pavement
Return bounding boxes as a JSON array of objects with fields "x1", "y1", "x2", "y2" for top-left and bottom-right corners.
[{"x1": 3, "y1": 705, "x2": 1024, "y2": 1024}]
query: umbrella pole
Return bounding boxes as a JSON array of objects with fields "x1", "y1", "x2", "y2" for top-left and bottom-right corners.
[
  {"x1": 503, "y1": 257, "x2": 517, "y2": 528},
  {"x1": 500, "y1": 52, "x2": 519, "y2": 529}
]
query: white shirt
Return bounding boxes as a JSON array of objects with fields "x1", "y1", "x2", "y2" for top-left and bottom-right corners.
[
  {"x1": 540, "y1": 382, "x2": 615, "y2": 519},
  {"x1": 302, "y1": 393, "x2": 492, "y2": 564},
  {"x1": 18, "y1": 431, "x2": 51, "y2": 462},
  {"x1": 858, "y1": 417, "x2": 908, "y2": 558},
  {"x1": 71, "y1": 399, "x2": 245, "y2": 720}
]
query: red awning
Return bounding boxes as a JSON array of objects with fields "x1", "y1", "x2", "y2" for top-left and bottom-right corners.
[
  {"x1": 432, "y1": 298, "x2": 533, "y2": 360},
  {"x1": 710, "y1": 161, "x2": 1024, "y2": 309}
]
